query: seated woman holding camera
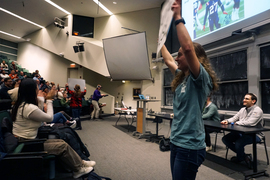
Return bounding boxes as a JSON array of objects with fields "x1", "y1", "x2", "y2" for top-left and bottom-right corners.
[{"x1": 12, "y1": 78, "x2": 95, "y2": 178}]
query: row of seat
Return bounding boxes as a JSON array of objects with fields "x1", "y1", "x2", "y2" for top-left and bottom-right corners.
[
  {"x1": 53, "y1": 99, "x2": 91, "y2": 116},
  {"x1": 0, "y1": 110, "x2": 55, "y2": 180}
]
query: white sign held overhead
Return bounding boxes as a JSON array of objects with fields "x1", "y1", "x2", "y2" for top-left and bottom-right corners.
[
  {"x1": 156, "y1": 0, "x2": 175, "y2": 57},
  {"x1": 67, "y1": 78, "x2": 85, "y2": 91}
]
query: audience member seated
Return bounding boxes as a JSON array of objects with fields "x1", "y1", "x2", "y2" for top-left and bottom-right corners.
[
  {"x1": 12, "y1": 78, "x2": 95, "y2": 178},
  {"x1": 33, "y1": 73, "x2": 41, "y2": 81},
  {"x1": 9, "y1": 70, "x2": 18, "y2": 80},
  {"x1": 50, "y1": 82, "x2": 55, "y2": 90},
  {"x1": 38, "y1": 80, "x2": 47, "y2": 91},
  {"x1": 43, "y1": 102, "x2": 76, "y2": 128},
  {"x1": 57, "y1": 90, "x2": 64, "y2": 100},
  {"x1": 0, "y1": 77, "x2": 12, "y2": 99},
  {"x1": 1, "y1": 60, "x2": 9, "y2": 71},
  {"x1": 8, "y1": 78, "x2": 21, "y2": 103},
  {"x1": 202, "y1": 95, "x2": 220, "y2": 151},
  {"x1": 42, "y1": 86, "x2": 49, "y2": 97},
  {"x1": 9, "y1": 61, "x2": 18, "y2": 73},
  {"x1": 61, "y1": 91, "x2": 71, "y2": 111},
  {"x1": 32, "y1": 70, "x2": 43, "y2": 80},
  {"x1": 0, "y1": 70, "x2": 9, "y2": 80},
  {"x1": 221, "y1": 93, "x2": 263, "y2": 168},
  {"x1": 18, "y1": 71, "x2": 27, "y2": 80}
]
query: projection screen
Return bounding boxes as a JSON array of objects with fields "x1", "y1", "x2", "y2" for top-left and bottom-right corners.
[{"x1": 103, "y1": 32, "x2": 152, "y2": 81}]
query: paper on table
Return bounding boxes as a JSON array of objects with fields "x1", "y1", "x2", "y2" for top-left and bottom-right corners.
[{"x1": 156, "y1": 0, "x2": 175, "y2": 57}]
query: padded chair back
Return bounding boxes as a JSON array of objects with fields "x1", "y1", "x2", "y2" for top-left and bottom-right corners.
[
  {"x1": 53, "y1": 99, "x2": 65, "y2": 113},
  {"x1": 0, "y1": 110, "x2": 11, "y2": 122},
  {"x1": 0, "y1": 99, "x2": 12, "y2": 111}
]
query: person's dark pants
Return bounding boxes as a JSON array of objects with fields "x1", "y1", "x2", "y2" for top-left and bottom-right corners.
[
  {"x1": 205, "y1": 127, "x2": 217, "y2": 147},
  {"x1": 234, "y1": 0, "x2": 240, "y2": 8},
  {"x1": 170, "y1": 143, "x2": 205, "y2": 180},
  {"x1": 72, "y1": 107, "x2": 82, "y2": 129},
  {"x1": 222, "y1": 132, "x2": 261, "y2": 161},
  {"x1": 209, "y1": 16, "x2": 220, "y2": 32}
]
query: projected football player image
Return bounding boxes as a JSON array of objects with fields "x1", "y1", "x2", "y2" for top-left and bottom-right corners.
[
  {"x1": 203, "y1": 0, "x2": 228, "y2": 32},
  {"x1": 193, "y1": 0, "x2": 203, "y2": 39}
]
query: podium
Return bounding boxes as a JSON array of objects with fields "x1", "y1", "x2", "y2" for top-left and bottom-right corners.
[{"x1": 133, "y1": 99, "x2": 160, "y2": 138}]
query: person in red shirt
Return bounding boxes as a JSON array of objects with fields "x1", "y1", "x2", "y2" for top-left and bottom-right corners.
[{"x1": 66, "y1": 84, "x2": 86, "y2": 130}]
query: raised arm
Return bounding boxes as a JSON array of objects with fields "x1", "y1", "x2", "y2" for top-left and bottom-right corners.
[
  {"x1": 65, "y1": 83, "x2": 72, "y2": 94},
  {"x1": 161, "y1": 45, "x2": 178, "y2": 74},
  {"x1": 28, "y1": 100, "x2": 54, "y2": 122},
  {"x1": 172, "y1": 0, "x2": 200, "y2": 78}
]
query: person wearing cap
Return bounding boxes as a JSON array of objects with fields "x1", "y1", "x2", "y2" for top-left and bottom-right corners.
[
  {"x1": 221, "y1": 93, "x2": 263, "y2": 168},
  {"x1": 91, "y1": 85, "x2": 106, "y2": 120}
]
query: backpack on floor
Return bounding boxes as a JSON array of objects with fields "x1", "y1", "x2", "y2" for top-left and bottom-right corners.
[
  {"x1": 87, "y1": 171, "x2": 111, "y2": 180},
  {"x1": 159, "y1": 137, "x2": 170, "y2": 152}
]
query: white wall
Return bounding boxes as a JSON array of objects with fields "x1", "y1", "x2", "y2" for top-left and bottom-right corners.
[
  {"x1": 23, "y1": 15, "x2": 110, "y2": 77},
  {"x1": 17, "y1": 42, "x2": 71, "y2": 86}
]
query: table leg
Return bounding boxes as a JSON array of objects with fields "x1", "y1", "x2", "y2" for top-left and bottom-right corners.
[
  {"x1": 115, "y1": 113, "x2": 122, "y2": 126},
  {"x1": 252, "y1": 133, "x2": 257, "y2": 172},
  {"x1": 243, "y1": 133, "x2": 269, "y2": 179},
  {"x1": 147, "y1": 117, "x2": 164, "y2": 143},
  {"x1": 124, "y1": 114, "x2": 130, "y2": 126},
  {"x1": 130, "y1": 115, "x2": 135, "y2": 126}
]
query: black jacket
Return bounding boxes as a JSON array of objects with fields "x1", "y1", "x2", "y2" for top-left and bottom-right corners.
[{"x1": 38, "y1": 125, "x2": 90, "y2": 160}]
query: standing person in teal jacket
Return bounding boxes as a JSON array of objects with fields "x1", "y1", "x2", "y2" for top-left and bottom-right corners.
[{"x1": 202, "y1": 95, "x2": 220, "y2": 151}]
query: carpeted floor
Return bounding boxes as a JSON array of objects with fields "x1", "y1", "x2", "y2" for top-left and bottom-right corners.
[
  {"x1": 113, "y1": 124, "x2": 137, "y2": 133},
  {"x1": 73, "y1": 115, "x2": 270, "y2": 180}
]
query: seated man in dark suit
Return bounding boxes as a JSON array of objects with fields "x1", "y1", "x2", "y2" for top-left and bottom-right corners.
[
  {"x1": 221, "y1": 93, "x2": 263, "y2": 167},
  {"x1": 0, "y1": 77, "x2": 13, "y2": 99}
]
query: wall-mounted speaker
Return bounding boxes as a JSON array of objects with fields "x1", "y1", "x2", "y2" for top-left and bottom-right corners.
[
  {"x1": 73, "y1": 46, "x2": 79, "y2": 53},
  {"x1": 78, "y1": 45, "x2": 84, "y2": 52}
]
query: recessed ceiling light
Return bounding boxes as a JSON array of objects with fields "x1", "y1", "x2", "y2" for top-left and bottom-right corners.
[
  {"x1": 113, "y1": 2, "x2": 117, "y2": 4},
  {"x1": 0, "y1": 30, "x2": 21, "y2": 39},
  {"x1": 0, "y1": 7, "x2": 44, "y2": 28},
  {"x1": 45, "y1": 0, "x2": 71, "y2": 15},
  {"x1": 93, "y1": 0, "x2": 113, "y2": 15}
]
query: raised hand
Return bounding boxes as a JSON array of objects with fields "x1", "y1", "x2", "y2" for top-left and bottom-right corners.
[
  {"x1": 171, "y1": 0, "x2": 182, "y2": 20},
  {"x1": 46, "y1": 89, "x2": 56, "y2": 100}
]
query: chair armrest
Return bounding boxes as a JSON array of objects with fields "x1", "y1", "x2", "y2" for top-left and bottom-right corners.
[
  {"x1": 19, "y1": 139, "x2": 47, "y2": 152},
  {"x1": 6, "y1": 151, "x2": 48, "y2": 157},
  {"x1": 19, "y1": 138, "x2": 47, "y2": 143}
]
